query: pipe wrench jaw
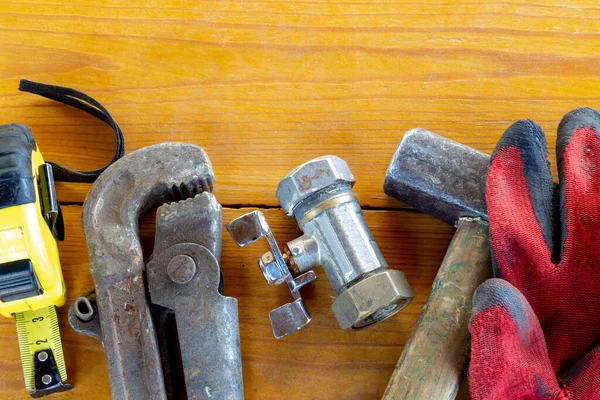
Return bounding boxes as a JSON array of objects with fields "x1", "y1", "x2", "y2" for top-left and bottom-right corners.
[
  {"x1": 146, "y1": 193, "x2": 243, "y2": 399},
  {"x1": 68, "y1": 143, "x2": 243, "y2": 400}
]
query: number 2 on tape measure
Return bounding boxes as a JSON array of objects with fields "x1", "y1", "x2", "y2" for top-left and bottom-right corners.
[{"x1": 15, "y1": 306, "x2": 67, "y2": 391}]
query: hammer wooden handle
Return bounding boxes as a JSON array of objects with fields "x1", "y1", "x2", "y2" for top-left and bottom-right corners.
[{"x1": 382, "y1": 218, "x2": 491, "y2": 400}]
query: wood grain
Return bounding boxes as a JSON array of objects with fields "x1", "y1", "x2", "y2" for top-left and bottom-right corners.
[
  {"x1": 1, "y1": 1, "x2": 598, "y2": 206},
  {"x1": 0, "y1": 1, "x2": 598, "y2": 398}
]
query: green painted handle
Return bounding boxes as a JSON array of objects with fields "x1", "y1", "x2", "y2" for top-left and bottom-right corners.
[{"x1": 382, "y1": 218, "x2": 491, "y2": 400}]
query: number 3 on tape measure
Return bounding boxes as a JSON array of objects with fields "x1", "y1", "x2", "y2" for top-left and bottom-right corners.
[{"x1": 15, "y1": 306, "x2": 72, "y2": 397}]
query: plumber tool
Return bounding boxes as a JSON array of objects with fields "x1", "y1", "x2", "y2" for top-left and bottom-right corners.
[
  {"x1": 67, "y1": 143, "x2": 243, "y2": 400},
  {"x1": 228, "y1": 155, "x2": 414, "y2": 338},
  {"x1": 0, "y1": 81, "x2": 123, "y2": 397},
  {"x1": 381, "y1": 128, "x2": 492, "y2": 400}
]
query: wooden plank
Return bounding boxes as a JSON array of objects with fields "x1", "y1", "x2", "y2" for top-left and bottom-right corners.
[
  {"x1": 0, "y1": 1, "x2": 597, "y2": 398},
  {"x1": 0, "y1": 205, "x2": 454, "y2": 400},
  {"x1": 0, "y1": 1, "x2": 596, "y2": 205}
]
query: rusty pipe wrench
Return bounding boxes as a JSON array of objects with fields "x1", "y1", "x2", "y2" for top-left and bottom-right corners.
[
  {"x1": 382, "y1": 129, "x2": 492, "y2": 400},
  {"x1": 67, "y1": 143, "x2": 243, "y2": 400}
]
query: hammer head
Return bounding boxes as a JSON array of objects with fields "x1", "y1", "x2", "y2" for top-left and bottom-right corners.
[{"x1": 384, "y1": 128, "x2": 489, "y2": 226}]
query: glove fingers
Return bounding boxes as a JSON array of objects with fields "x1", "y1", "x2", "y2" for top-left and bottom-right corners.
[
  {"x1": 560, "y1": 344, "x2": 600, "y2": 399},
  {"x1": 469, "y1": 279, "x2": 562, "y2": 400},
  {"x1": 487, "y1": 120, "x2": 555, "y2": 286},
  {"x1": 556, "y1": 107, "x2": 600, "y2": 264}
]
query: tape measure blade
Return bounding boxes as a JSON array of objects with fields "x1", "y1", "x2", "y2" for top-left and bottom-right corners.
[
  {"x1": 15, "y1": 312, "x2": 34, "y2": 390},
  {"x1": 15, "y1": 306, "x2": 68, "y2": 390}
]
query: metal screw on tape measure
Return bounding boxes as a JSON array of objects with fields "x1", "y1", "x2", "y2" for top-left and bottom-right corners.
[{"x1": 227, "y1": 155, "x2": 414, "y2": 338}]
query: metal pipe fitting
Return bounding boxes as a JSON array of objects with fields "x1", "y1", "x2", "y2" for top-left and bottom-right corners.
[{"x1": 228, "y1": 155, "x2": 414, "y2": 338}]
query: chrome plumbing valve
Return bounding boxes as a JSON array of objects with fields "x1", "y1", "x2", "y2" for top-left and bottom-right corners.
[{"x1": 227, "y1": 156, "x2": 414, "y2": 338}]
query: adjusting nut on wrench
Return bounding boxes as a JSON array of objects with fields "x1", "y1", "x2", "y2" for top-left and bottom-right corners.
[{"x1": 228, "y1": 155, "x2": 414, "y2": 338}]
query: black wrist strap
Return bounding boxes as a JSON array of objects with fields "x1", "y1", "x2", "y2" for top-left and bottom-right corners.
[{"x1": 19, "y1": 79, "x2": 125, "y2": 183}]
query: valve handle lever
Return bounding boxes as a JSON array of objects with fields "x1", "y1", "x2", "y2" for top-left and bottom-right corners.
[{"x1": 227, "y1": 211, "x2": 316, "y2": 338}]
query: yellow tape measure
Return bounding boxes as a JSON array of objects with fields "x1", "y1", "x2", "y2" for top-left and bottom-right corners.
[
  {"x1": 15, "y1": 306, "x2": 72, "y2": 397},
  {"x1": 0, "y1": 124, "x2": 73, "y2": 397}
]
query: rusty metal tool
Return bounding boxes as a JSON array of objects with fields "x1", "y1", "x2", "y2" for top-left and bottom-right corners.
[
  {"x1": 67, "y1": 143, "x2": 243, "y2": 400},
  {"x1": 381, "y1": 129, "x2": 492, "y2": 400},
  {"x1": 228, "y1": 155, "x2": 414, "y2": 338}
]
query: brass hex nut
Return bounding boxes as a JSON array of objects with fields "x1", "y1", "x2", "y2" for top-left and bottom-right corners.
[
  {"x1": 331, "y1": 269, "x2": 414, "y2": 330},
  {"x1": 276, "y1": 156, "x2": 355, "y2": 216}
]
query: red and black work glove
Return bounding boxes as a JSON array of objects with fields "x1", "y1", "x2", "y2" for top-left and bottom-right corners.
[{"x1": 468, "y1": 108, "x2": 600, "y2": 399}]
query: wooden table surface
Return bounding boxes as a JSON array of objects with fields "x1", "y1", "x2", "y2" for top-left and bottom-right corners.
[{"x1": 0, "y1": 1, "x2": 599, "y2": 399}]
